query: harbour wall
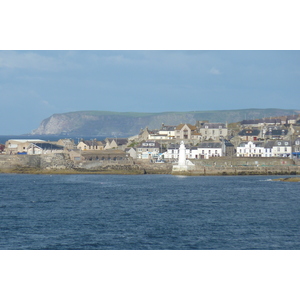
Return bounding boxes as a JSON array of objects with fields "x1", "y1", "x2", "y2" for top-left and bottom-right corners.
[{"x1": 0, "y1": 154, "x2": 299, "y2": 175}]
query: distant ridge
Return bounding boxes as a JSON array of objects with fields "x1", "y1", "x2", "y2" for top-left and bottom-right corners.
[{"x1": 31, "y1": 108, "x2": 300, "y2": 137}]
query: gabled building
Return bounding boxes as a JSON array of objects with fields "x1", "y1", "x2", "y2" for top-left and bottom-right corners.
[
  {"x1": 104, "y1": 138, "x2": 128, "y2": 150},
  {"x1": 136, "y1": 141, "x2": 160, "y2": 160},
  {"x1": 197, "y1": 142, "x2": 223, "y2": 159},
  {"x1": 158, "y1": 124, "x2": 176, "y2": 139},
  {"x1": 77, "y1": 139, "x2": 104, "y2": 151},
  {"x1": 163, "y1": 143, "x2": 180, "y2": 160},
  {"x1": 27, "y1": 142, "x2": 65, "y2": 155},
  {"x1": 264, "y1": 140, "x2": 275, "y2": 157},
  {"x1": 222, "y1": 139, "x2": 235, "y2": 156},
  {"x1": 263, "y1": 127, "x2": 288, "y2": 139},
  {"x1": 236, "y1": 141, "x2": 265, "y2": 157},
  {"x1": 125, "y1": 147, "x2": 137, "y2": 159},
  {"x1": 272, "y1": 140, "x2": 292, "y2": 157},
  {"x1": 199, "y1": 123, "x2": 228, "y2": 140},
  {"x1": 5, "y1": 139, "x2": 46, "y2": 154},
  {"x1": 175, "y1": 124, "x2": 198, "y2": 140},
  {"x1": 56, "y1": 139, "x2": 75, "y2": 150},
  {"x1": 238, "y1": 129, "x2": 261, "y2": 141}
]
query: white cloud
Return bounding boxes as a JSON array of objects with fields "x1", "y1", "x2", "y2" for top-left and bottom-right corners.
[{"x1": 209, "y1": 67, "x2": 221, "y2": 75}]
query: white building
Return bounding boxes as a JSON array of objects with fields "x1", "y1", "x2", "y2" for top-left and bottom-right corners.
[
  {"x1": 263, "y1": 141, "x2": 275, "y2": 157},
  {"x1": 5, "y1": 139, "x2": 45, "y2": 154},
  {"x1": 272, "y1": 140, "x2": 292, "y2": 157},
  {"x1": 198, "y1": 142, "x2": 223, "y2": 159},
  {"x1": 158, "y1": 124, "x2": 176, "y2": 139},
  {"x1": 137, "y1": 141, "x2": 160, "y2": 160},
  {"x1": 236, "y1": 141, "x2": 265, "y2": 157}
]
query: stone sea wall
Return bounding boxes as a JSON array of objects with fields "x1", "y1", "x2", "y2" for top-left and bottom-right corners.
[{"x1": 0, "y1": 154, "x2": 300, "y2": 175}]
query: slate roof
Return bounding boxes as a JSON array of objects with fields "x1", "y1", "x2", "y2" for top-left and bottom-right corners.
[
  {"x1": 238, "y1": 129, "x2": 260, "y2": 136},
  {"x1": 160, "y1": 125, "x2": 176, "y2": 131},
  {"x1": 81, "y1": 140, "x2": 103, "y2": 146},
  {"x1": 274, "y1": 140, "x2": 291, "y2": 146},
  {"x1": 238, "y1": 142, "x2": 263, "y2": 147},
  {"x1": 33, "y1": 143, "x2": 64, "y2": 150},
  {"x1": 176, "y1": 124, "x2": 197, "y2": 130},
  {"x1": 201, "y1": 123, "x2": 226, "y2": 129},
  {"x1": 198, "y1": 142, "x2": 222, "y2": 148},
  {"x1": 107, "y1": 138, "x2": 128, "y2": 146},
  {"x1": 265, "y1": 129, "x2": 288, "y2": 136},
  {"x1": 264, "y1": 141, "x2": 275, "y2": 148},
  {"x1": 224, "y1": 140, "x2": 234, "y2": 147}
]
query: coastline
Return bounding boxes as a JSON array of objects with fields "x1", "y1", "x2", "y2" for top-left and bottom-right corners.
[
  {"x1": 1, "y1": 166, "x2": 299, "y2": 176},
  {"x1": 1, "y1": 153, "x2": 300, "y2": 176}
]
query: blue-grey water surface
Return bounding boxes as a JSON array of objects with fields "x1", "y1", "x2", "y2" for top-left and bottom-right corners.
[{"x1": 0, "y1": 174, "x2": 299, "y2": 249}]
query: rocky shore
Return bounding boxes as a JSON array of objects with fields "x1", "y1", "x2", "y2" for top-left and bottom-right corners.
[{"x1": 272, "y1": 177, "x2": 300, "y2": 182}]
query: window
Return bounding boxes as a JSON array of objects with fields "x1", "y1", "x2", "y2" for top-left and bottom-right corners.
[
  {"x1": 284, "y1": 147, "x2": 287, "y2": 152},
  {"x1": 277, "y1": 147, "x2": 280, "y2": 151},
  {"x1": 285, "y1": 142, "x2": 288, "y2": 145},
  {"x1": 278, "y1": 142, "x2": 281, "y2": 145},
  {"x1": 215, "y1": 150, "x2": 218, "y2": 154}
]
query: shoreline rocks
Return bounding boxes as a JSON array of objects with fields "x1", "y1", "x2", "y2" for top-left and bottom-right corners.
[{"x1": 272, "y1": 177, "x2": 300, "y2": 182}]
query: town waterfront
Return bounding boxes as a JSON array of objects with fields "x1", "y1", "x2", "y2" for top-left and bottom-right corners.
[{"x1": 1, "y1": 174, "x2": 299, "y2": 250}]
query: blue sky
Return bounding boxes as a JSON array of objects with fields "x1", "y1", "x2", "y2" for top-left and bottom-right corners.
[{"x1": 1, "y1": 50, "x2": 300, "y2": 134}]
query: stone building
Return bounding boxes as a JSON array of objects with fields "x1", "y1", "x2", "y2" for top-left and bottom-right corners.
[
  {"x1": 5, "y1": 139, "x2": 45, "y2": 154},
  {"x1": 77, "y1": 139, "x2": 104, "y2": 151},
  {"x1": 175, "y1": 124, "x2": 199, "y2": 140},
  {"x1": 199, "y1": 123, "x2": 228, "y2": 141}
]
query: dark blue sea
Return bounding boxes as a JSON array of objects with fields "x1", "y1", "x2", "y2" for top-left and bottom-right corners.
[{"x1": 0, "y1": 174, "x2": 300, "y2": 250}]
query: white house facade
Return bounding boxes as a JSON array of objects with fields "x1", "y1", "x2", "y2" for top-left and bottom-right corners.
[
  {"x1": 236, "y1": 141, "x2": 265, "y2": 157},
  {"x1": 272, "y1": 140, "x2": 292, "y2": 157},
  {"x1": 197, "y1": 142, "x2": 223, "y2": 159}
]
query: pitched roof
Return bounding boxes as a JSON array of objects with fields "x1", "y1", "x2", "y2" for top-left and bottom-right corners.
[
  {"x1": 265, "y1": 129, "x2": 288, "y2": 136},
  {"x1": 160, "y1": 125, "x2": 176, "y2": 131},
  {"x1": 107, "y1": 138, "x2": 128, "y2": 146},
  {"x1": 32, "y1": 143, "x2": 64, "y2": 150},
  {"x1": 201, "y1": 123, "x2": 226, "y2": 129},
  {"x1": 81, "y1": 140, "x2": 103, "y2": 146},
  {"x1": 238, "y1": 129, "x2": 260, "y2": 136},
  {"x1": 264, "y1": 141, "x2": 275, "y2": 148},
  {"x1": 274, "y1": 140, "x2": 291, "y2": 146},
  {"x1": 176, "y1": 123, "x2": 197, "y2": 130},
  {"x1": 198, "y1": 142, "x2": 222, "y2": 148}
]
